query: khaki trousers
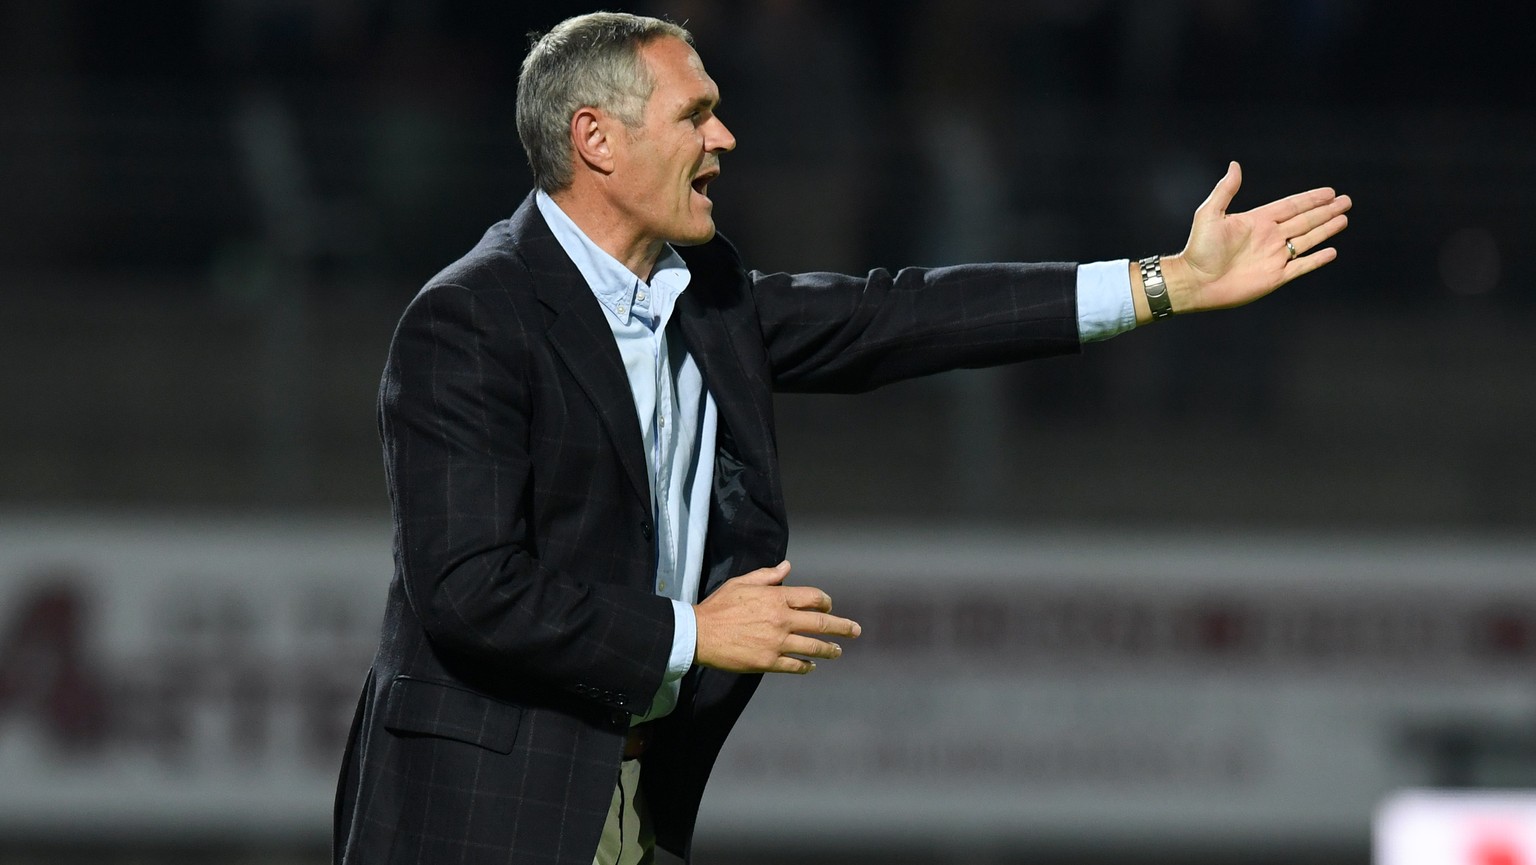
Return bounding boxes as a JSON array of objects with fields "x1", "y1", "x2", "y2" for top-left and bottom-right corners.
[{"x1": 592, "y1": 759, "x2": 655, "y2": 865}]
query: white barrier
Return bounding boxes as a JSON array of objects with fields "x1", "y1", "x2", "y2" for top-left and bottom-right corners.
[
  {"x1": 708, "y1": 528, "x2": 1536, "y2": 848},
  {"x1": 0, "y1": 515, "x2": 386, "y2": 840},
  {"x1": 1, "y1": 516, "x2": 1534, "y2": 849}
]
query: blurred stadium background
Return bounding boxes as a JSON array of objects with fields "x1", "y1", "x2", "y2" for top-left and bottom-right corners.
[{"x1": 2, "y1": 1, "x2": 1534, "y2": 863}]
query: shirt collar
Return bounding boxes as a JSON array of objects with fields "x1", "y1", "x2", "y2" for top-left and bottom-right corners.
[{"x1": 534, "y1": 191, "x2": 690, "y2": 326}]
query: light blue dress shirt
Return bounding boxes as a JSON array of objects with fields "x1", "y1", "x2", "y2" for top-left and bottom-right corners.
[
  {"x1": 1077, "y1": 258, "x2": 1138, "y2": 342},
  {"x1": 536, "y1": 191, "x2": 1135, "y2": 721},
  {"x1": 536, "y1": 192, "x2": 709, "y2": 723}
]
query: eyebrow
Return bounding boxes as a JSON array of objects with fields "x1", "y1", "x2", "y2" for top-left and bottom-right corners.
[{"x1": 680, "y1": 92, "x2": 719, "y2": 116}]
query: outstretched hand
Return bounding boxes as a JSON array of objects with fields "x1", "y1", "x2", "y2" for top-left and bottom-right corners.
[
  {"x1": 1163, "y1": 161, "x2": 1351, "y2": 314},
  {"x1": 693, "y1": 561, "x2": 861, "y2": 675}
]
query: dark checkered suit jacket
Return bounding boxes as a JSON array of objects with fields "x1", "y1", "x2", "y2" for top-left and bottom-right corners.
[{"x1": 332, "y1": 192, "x2": 1080, "y2": 864}]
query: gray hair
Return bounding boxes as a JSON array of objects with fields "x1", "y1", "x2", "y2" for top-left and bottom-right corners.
[{"x1": 516, "y1": 12, "x2": 693, "y2": 193}]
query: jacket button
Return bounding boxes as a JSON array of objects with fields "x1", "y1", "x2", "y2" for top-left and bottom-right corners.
[{"x1": 640, "y1": 521, "x2": 653, "y2": 540}]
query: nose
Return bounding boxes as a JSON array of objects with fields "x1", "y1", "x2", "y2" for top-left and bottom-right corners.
[{"x1": 707, "y1": 115, "x2": 736, "y2": 153}]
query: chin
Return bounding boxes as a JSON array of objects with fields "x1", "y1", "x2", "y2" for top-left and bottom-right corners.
[{"x1": 672, "y1": 222, "x2": 717, "y2": 248}]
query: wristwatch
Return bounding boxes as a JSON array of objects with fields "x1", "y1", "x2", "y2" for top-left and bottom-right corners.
[{"x1": 1138, "y1": 255, "x2": 1173, "y2": 321}]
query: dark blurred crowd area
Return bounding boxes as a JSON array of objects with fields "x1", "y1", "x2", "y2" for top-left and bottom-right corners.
[
  {"x1": 1, "y1": 0, "x2": 1533, "y2": 530},
  {"x1": 3, "y1": 0, "x2": 1531, "y2": 278}
]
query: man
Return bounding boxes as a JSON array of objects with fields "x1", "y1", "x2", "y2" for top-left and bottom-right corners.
[{"x1": 333, "y1": 11, "x2": 1350, "y2": 865}]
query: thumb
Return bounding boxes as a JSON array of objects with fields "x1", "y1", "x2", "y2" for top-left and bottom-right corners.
[
  {"x1": 734, "y1": 560, "x2": 791, "y2": 586},
  {"x1": 1197, "y1": 160, "x2": 1241, "y2": 219}
]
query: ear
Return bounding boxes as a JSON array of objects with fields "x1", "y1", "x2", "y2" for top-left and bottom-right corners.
[{"x1": 570, "y1": 107, "x2": 617, "y2": 176}]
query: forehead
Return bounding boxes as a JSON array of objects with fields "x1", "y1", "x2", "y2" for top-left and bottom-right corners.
[{"x1": 639, "y1": 37, "x2": 718, "y2": 107}]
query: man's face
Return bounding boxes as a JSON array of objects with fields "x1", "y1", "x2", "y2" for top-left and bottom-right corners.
[{"x1": 608, "y1": 37, "x2": 735, "y2": 247}]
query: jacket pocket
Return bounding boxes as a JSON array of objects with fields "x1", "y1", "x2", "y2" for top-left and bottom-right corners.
[{"x1": 381, "y1": 675, "x2": 522, "y2": 754}]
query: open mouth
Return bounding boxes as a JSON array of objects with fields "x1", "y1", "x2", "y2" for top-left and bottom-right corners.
[{"x1": 691, "y1": 168, "x2": 719, "y2": 198}]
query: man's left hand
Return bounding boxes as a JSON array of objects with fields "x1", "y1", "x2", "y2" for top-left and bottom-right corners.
[{"x1": 1160, "y1": 161, "x2": 1352, "y2": 314}]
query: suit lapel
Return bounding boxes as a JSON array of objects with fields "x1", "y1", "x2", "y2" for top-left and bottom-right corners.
[
  {"x1": 675, "y1": 257, "x2": 790, "y2": 597},
  {"x1": 676, "y1": 281, "x2": 768, "y2": 474},
  {"x1": 674, "y1": 243, "x2": 783, "y2": 476},
  {"x1": 508, "y1": 197, "x2": 651, "y2": 510}
]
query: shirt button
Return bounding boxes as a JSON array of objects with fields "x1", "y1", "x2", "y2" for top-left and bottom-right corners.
[
  {"x1": 617, "y1": 305, "x2": 628, "y2": 315},
  {"x1": 658, "y1": 581, "x2": 667, "y2": 591},
  {"x1": 637, "y1": 291, "x2": 647, "y2": 301}
]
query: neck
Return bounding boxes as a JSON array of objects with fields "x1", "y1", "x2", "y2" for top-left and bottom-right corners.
[{"x1": 548, "y1": 186, "x2": 663, "y2": 282}]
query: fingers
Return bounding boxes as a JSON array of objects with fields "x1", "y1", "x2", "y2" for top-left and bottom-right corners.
[
  {"x1": 783, "y1": 585, "x2": 832, "y2": 613},
  {"x1": 1197, "y1": 161, "x2": 1242, "y2": 219},
  {"x1": 1255, "y1": 186, "x2": 1340, "y2": 224},
  {"x1": 769, "y1": 656, "x2": 816, "y2": 675},
  {"x1": 780, "y1": 633, "x2": 844, "y2": 661},
  {"x1": 731, "y1": 560, "x2": 791, "y2": 587},
  {"x1": 787, "y1": 609, "x2": 862, "y2": 639},
  {"x1": 694, "y1": 561, "x2": 862, "y2": 676},
  {"x1": 755, "y1": 621, "x2": 854, "y2": 676},
  {"x1": 765, "y1": 633, "x2": 847, "y2": 676},
  {"x1": 1283, "y1": 245, "x2": 1339, "y2": 280},
  {"x1": 1286, "y1": 212, "x2": 1349, "y2": 258},
  {"x1": 1277, "y1": 194, "x2": 1351, "y2": 246},
  {"x1": 724, "y1": 563, "x2": 841, "y2": 618}
]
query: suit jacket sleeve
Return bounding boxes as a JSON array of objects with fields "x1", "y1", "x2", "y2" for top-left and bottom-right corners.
[
  {"x1": 748, "y1": 261, "x2": 1081, "y2": 393},
  {"x1": 379, "y1": 281, "x2": 673, "y2": 714}
]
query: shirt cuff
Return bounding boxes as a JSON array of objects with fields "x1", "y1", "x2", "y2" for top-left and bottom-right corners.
[
  {"x1": 666, "y1": 599, "x2": 697, "y2": 681},
  {"x1": 1075, "y1": 259, "x2": 1137, "y2": 343}
]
